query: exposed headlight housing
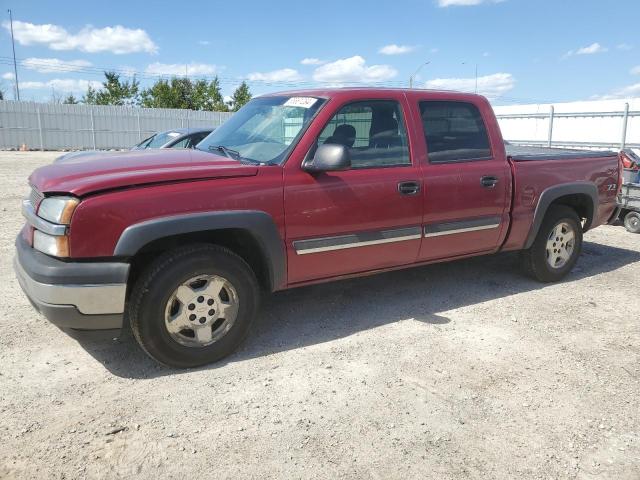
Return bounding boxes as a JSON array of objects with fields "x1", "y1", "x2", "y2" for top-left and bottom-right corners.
[
  {"x1": 37, "y1": 196, "x2": 79, "y2": 225},
  {"x1": 33, "y1": 230, "x2": 70, "y2": 257}
]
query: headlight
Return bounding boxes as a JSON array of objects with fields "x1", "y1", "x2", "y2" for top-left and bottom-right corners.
[
  {"x1": 37, "y1": 196, "x2": 79, "y2": 225},
  {"x1": 33, "y1": 230, "x2": 70, "y2": 257}
]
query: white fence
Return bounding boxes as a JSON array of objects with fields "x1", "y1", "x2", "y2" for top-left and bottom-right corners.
[
  {"x1": 0, "y1": 101, "x2": 233, "y2": 150},
  {"x1": 494, "y1": 98, "x2": 640, "y2": 152},
  {"x1": 2, "y1": 97, "x2": 639, "y2": 152}
]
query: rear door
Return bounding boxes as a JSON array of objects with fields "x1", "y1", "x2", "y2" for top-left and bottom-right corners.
[
  {"x1": 416, "y1": 99, "x2": 510, "y2": 260},
  {"x1": 283, "y1": 96, "x2": 423, "y2": 284}
]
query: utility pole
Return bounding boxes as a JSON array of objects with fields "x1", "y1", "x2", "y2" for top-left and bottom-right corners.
[
  {"x1": 409, "y1": 61, "x2": 430, "y2": 89},
  {"x1": 8, "y1": 9, "x2": 20, "y2": 101}
]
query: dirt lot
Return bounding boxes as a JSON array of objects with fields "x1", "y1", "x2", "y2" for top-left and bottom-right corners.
[{"x1": 0, "y1": 151, "x2": 639, "y2": 479}]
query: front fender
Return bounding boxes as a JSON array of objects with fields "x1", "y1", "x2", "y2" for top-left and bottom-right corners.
[{"x1": 114, "y1": 210, "x2": 285, "y2": 291}]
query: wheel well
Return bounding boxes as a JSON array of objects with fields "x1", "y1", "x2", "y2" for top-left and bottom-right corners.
[
  {"x1": 127, "y1": 229, "x2": 272, "y2": 294},
  {"x1": 548, "y1": 193, "x2": 594, "y2": 231}
]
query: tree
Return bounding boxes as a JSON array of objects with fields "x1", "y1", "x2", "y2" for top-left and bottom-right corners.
[
  {"x1": 82, "y1": 85, "x2": 97, "y2": 104},
  {"x1": 140, "y1": 77, "x2": 191, "y2": 109},
  {"x1": 140, "y1": 76, "x2": 228, "y2": 111},
  {"x1": 191, "y1": 77, "x2": 227, "y2": 111},
  {"x1": 229, "y1": 81, "x2": 252, "y2": 112},
  {"x1": 83, "y1": 71, "x2": 140, "y2": 106},
  {"x1": 63, "y1": 94, "x2": 79, "y2": 104},
  {"x1": 50, "y1": 88, "x2": 63, "y2": 104}
]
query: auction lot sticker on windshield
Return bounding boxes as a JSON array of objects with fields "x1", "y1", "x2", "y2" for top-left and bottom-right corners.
[{"x1": 284, "y1": 97, "x2": 317, "y2": 108}]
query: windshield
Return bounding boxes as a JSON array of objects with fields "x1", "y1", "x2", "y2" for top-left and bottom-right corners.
[{"x1": 196, "y1": 96, "x2": 325, "y2": 164}]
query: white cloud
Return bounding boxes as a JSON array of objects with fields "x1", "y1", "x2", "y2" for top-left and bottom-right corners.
[
  {"x1": 313, "y1": 56, "x2": 397, "y2": 83},
  {"x1": 2, "y1": 72, "x2": 14, "y2": 80},
  {"x1": 594, "y1": 83, "x2": 640, "y2": 100},
  {"x1": 145, "y1": 62, "x2": 217, "y2": 76},
  {"x1": 437, "y1": 0, "x2": 504, "y2": 6},
  {"x1": 617, "y1": 43, "x2": 633, "y2": 51},
  {"x1": 565, "y1": 42, "x2": 608, "y2": 58},
  {"x1": 19, "y1": 78, "x2": 102, "y2": 93},
  {"x1": 576, "y1": 42, "x2": 607, "y2": 55},
  {"x1": 424, "y1": 72, "x2": 515, "y2": 98},
  {"x1": 631, "y1": 66, "x2": 640, "y2": 75},
  {"x1": 247, "y1": 68, "x2": 302, "y2": 82},
  {"x1": 1, "y1": 20, "x2": 157, "y2": 54},
  {"x1": 198, "y1": 40, "x2": 210, "y2": 46},
  {"x1": 21, "y1": 57, "x2": 92, "y2": 73},
  {"x1": 378, "y1": 44, "x2": 416, "y2": 55},
  {"x1": 301, "y1": 58, "x2": 325, "y2": 65}
]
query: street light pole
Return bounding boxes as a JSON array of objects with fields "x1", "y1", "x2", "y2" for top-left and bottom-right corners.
[
  {"x1": 462, "y1": 62, "x2": 479, "y2": 94},
  {"x1": 474, "y1": 63, "x2": 478, "y2": 94},
  {"x1": 7, "y1": 9, "x2": 20, "y2": 101},
  {"x1": 409, "y1": 61, "x2": 430, "y2": 89}
]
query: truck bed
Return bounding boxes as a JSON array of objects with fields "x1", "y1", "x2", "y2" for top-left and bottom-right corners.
[{"x1": 506, "y1": 144, "x2": 618, "y2": 161}]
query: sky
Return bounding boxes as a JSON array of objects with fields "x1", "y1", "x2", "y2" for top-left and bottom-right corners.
[{"x1": 1, "y1": 0, "x2": 639, "y2": 105}]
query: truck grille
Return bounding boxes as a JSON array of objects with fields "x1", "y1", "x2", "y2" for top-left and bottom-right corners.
[{"x1": 29, "y1": 187, "x2": 44, "y2": 208}]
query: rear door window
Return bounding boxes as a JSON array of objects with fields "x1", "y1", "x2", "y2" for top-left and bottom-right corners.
[{"x1": 419, "y1": 101, "x2": 491, "y2": 163}]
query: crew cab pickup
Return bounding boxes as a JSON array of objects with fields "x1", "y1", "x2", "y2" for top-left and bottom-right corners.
[{"x1": 14, "y1": 88, "x2": 621, "y2": 367}]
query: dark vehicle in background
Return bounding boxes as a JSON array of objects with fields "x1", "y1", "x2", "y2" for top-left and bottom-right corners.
[
  {"x1": 133, "y1": 127, "x2": 213, "y2": 150},
  {"x1": 54, "y1": 127, "x2": 214, "y2": 163}
]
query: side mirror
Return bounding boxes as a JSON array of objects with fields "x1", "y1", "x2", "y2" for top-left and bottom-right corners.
[{"x1": 304, "y1": 144, "x2": 351, "y2": 173}]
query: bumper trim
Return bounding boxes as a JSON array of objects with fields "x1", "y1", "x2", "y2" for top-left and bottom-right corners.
[
  {"x1": 35, "y1": 302, "x2": 123, "y2": 330},
  {"x1": 15, "y1": 256, "x2": 126, "y2": 315}
]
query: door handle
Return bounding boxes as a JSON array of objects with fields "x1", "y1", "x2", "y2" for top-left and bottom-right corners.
[
  {"x1": 480, "y1": 176, "x2": 499, "y2": 188},
  {"x1": 398, "y1": 181, "x2": 421, "y2": 196}
]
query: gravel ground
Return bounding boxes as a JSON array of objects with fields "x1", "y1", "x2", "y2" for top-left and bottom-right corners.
[{"x1": 1, "y1": 151, "x2": 639, "y2": 479}]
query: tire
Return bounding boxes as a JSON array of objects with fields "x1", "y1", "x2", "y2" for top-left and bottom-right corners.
[
  {"x1": 521, "y1": 205, "x2": 583, "y2": 283},
  {"x1": 128, "y1": 244, "x2": 260, "y2": 368},
  {"x1": 623, "y1": 211, "x2": 640, "y2": 234}
]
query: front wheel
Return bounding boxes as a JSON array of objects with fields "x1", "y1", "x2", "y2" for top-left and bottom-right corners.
[
  {"x1": 128, "y1": 244, "x2": 260, "y2": 368},
  {"x1": 624, "y1": 211, "x2": 640, "y2": 233},
  {"x1": 521, "y1": 205, "x2": 583, "y2": 283}
]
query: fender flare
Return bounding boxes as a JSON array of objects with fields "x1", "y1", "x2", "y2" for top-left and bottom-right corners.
[
  {"x1": 114, "y1": 210, "x2": 285, "y2": 291},
  {"x1": 524, "y1": 182, "x2": 598, "y2": 249}
]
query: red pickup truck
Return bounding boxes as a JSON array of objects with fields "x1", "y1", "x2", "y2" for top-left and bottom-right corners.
[{"x1": 15, "y1": 88, "x2": 621, "y2": 367}]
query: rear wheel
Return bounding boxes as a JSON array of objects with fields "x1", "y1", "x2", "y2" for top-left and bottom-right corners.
[
  {"x1": 128, "y1": 244, "x2": 260, "y2": 368},
  {"x1": 623, "y1": 211, "x2": 640, "y2": 233},
  {"x1": 521, "y1": 205, "x2": 583, "y2": 282}
]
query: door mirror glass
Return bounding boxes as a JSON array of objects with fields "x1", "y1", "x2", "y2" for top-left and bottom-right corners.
[{"x1": 304, "y1": 144, "x2": 351, "y2": 172}]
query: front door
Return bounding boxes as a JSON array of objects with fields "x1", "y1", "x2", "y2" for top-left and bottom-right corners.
[{"x1": 284, "y1": 98, "x2": 423, "y2": 284}]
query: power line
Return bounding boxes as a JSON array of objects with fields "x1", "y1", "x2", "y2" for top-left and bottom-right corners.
[
  {"x1": 0, "y1": 55, "x2": 560, "y2": 104},
  {"x1": 0, "y1": 56, "x2": 409, "y2": 88}
]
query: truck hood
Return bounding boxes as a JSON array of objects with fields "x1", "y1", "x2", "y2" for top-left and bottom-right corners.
[{"x1": 29, "y1": 149, "x2": 259, "y2": 197}]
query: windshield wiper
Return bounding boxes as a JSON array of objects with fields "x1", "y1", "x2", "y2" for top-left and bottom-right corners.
[
  {"x1": 208, "y1": 145, "x2": 241, "y2": 159},
  {"x1": 205, "y1": 144, "x2": 268, "y2": 165}
]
